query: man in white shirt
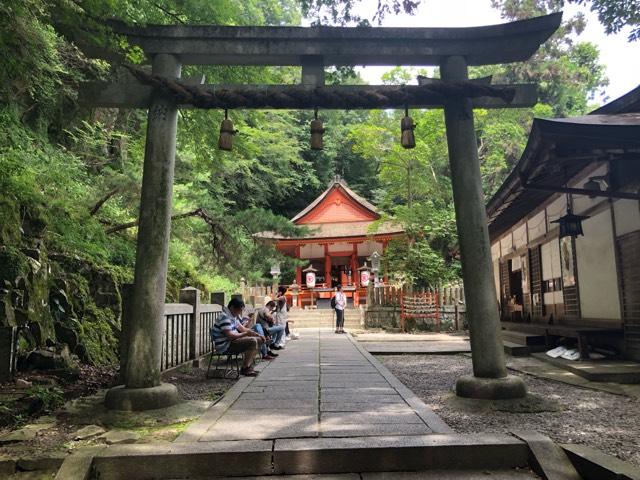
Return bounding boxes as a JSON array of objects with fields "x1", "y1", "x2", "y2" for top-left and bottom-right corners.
[{"x1": 334, "y1": 284, "x2": 347, "y2": 333}]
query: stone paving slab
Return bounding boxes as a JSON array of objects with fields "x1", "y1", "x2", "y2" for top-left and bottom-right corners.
[
  {"x1": 321, "y1": 412, "x2": 425, "y2": 424},
  {"x1": 179, "y1": 328, "x2": 450, "y2": 443},
  {"x1": 320, "y1": 423, "x2": 433, "y2": 437},
  {"x1": 320, "y1": 403, "x2": 409, "y2": 412}
]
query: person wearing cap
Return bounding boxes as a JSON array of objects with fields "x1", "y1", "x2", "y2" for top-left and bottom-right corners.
[
  {"x1": 256, "y1": 296, "x2": 286, "y2": 351},
  {"x1": 211, "y1": 297, "x2": 265, "y2": 376}
]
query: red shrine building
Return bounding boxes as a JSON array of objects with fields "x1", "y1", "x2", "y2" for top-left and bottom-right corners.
[{"x1": 260, "y1": 176, "x2": 405, "y2": 306}]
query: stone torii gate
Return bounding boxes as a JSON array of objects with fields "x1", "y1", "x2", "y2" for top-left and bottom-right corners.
[{"x1": 83, "y1": 13, "x2": 562, "y2": 410}]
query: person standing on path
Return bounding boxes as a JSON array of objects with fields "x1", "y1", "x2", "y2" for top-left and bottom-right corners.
[{"x1": 334, "y1": 284, "x2": 347, "y2": 333}]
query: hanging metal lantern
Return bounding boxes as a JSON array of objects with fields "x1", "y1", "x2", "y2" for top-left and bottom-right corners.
[
  {"x1": 552, "y1": 208, "x2": 589, "y2": 238},
  {"x1": 400, "y1": 107, "x2": 416, "y2": 149},
  {"x1": 218, "y1": 109, "x2": 236, "y2": 151},
  {"x1": 310, "y1": 107, "x2": 325, "y2": 150},
  {"x1": 552, "y1": 192, "x2": 589, "y2": 238}
]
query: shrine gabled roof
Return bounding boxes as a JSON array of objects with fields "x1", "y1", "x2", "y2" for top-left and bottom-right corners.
[{"x1": 291, "y1": 177, "x2": 379, "y2": 224}]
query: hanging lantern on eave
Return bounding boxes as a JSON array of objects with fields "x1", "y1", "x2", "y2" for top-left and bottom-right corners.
[
  {"x1": 552, "y1": 209, "x2": 589, "y2": 238},
  {"x1": 310, "y1": 107, "x2": 325, "y2": 150},
  {"x1": 400, "y1": 107, "x2": 416, "y2": 149},
  {"x1": 218, "y1": 109, "x2": 236, "y2": 151}
]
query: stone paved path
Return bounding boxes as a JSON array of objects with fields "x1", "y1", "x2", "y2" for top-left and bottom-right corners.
[{"x1": 178, "y1": 329, "x2": 451, "y2": 443}]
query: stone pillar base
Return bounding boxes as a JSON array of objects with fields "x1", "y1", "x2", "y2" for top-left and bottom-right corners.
[
  {"x1": 104, "y1": 383, "x2": 180, "y2": 411},
  {"x1": 455, "y1": 374, "x2": 526, "y2": 400}
]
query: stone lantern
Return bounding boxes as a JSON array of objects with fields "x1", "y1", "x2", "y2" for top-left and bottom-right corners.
[{"x1": 368, "y1": 251, "x2": 383, "y2": 285}]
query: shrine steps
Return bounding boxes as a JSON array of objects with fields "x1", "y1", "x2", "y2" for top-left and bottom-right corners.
[{"x1": 287, "y1": 308, "x2": 363, "y2": 329}]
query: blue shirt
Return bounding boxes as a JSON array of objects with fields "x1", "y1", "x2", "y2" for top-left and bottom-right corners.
[{"x1": 211, "y1": 307, "x2": 241, "y2": 353}]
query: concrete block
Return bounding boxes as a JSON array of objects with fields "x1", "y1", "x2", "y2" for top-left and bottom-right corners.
[
  {"x1": 561, "y1": 443, "x2": 640, "y2": 480},
  {"x1": 0, "y1": 457, "x2": 16, "y2": 475},
  {"x1": 321, "y1": 411, "x2": 425, "y2": 424},
  {"x1": 17, "y1": 452, "x2": 66, "y2": 471},
  {"x1": 54, "y1": 448, "x2": 104, "y2": 480},
  {"x1": 320, "y1": 402, "x2": 409, "y2": 412},
  {"x1": 274, "y1": 434, "x2": 529, "y2": 475},
  {"x1": 320, "y1": 423, "x2": 432, "y2": 437},
  {"x1": 93, "y1": 440, "x2": 273, "y2": 479},
  {"x1": 512, "y1": 431, "x2": 581, "y2": 480}
]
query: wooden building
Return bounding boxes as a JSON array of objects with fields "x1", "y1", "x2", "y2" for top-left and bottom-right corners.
[
  {"x1": 486, "y1": 86, "x2": 640, "y2": 360},
  {"x1": 260, "y1": 176, "x2": 404, "y2": 307}
]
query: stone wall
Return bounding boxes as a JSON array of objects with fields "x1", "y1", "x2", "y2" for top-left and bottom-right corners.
[{"x1": 365, "y1": 305, "x2": 466, "y2": 332}]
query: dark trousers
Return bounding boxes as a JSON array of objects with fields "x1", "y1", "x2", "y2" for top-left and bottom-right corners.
[{"x1": 335, "y1": 308, "x2": 344, "y2": 329}]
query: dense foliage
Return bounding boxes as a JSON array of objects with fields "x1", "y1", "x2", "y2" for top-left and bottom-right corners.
[{"x1": 0, "y1": 0, "x2": 621, "y2": 362}]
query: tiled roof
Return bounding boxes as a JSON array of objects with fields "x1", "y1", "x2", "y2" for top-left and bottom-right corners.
[{"x1": 256, "y1": 220, "x2": 404, "y2": 240}]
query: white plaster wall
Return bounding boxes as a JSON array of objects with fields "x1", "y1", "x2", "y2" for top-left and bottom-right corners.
[
  {"x1": 328, "y1": 242, "x2": 353, "y2": 254},
  {"x1": 541, "y1": 238, "x2": 561, "y2": 281},
  {"x1": 300, "y1": 243, "x2": 324, "y2": 259},
  {"x1": 572, "y1": 164, "x2": 608, "y2": 215},
  {"x1": 357, "y1": 241, "x2": 382, "y2": 257},
  {"x1": 528, "y1": 210, "x2": 546, "y2": 241},
  {"x1": 575, "y1": 209, "x2": 621, "y2": 320},
  {"x1": 491, "y1": 242, "x2": 501, "y2": 262},
  {"x1": 500, "y1": 233, "x2": 513, "y2": 255},
  {"x1": 546, "y1": 196, "x2": 567, "y2": 231},
  {"x1": 613, "y1": 199, "x2": 640, "y2": 237},
  {"x1": 513, "y1": 224, "x2": 527, "y2": 250}
]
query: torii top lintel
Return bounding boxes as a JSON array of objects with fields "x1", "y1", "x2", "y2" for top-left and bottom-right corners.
[{"x1": 106, "y1": 12, "x2": 561, "y2": 67}]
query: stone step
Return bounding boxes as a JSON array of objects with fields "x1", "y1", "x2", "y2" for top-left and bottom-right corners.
[
  {"x1": 503, "y1": 341, "x2": 530, "y2": 357},
  {"x1": 501, "y1": 330, "x2": 546, "y2": 346},
  {"x1": 91, "y1": 434, "x2": 532, "y2": 479}
]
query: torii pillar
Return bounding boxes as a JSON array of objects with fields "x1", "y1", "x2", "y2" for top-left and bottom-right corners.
[
  {"x1": 441, "y1": 56, "x2": 526, "y2": 399},
  {"x1": 105, "y1": 53, "x2": 181, "y2": 410}
]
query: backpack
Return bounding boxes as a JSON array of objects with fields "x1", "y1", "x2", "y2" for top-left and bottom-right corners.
[{"x1": 330, "y1": 295, "x2": 337, "y2": 308}]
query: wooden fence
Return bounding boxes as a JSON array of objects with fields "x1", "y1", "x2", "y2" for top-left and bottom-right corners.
[
  {"x1": 160, "y1": 301, "x2": 222, "y2": 371},
  {"x1": 365, "y1": 284, "x2": 466, "y2": 332},
  {"x1": 121, "y1": 286, "x2": 224, "y2": 373},
  {"x1": 368, "y1": 284, "x2": 465, "y2": 308}
]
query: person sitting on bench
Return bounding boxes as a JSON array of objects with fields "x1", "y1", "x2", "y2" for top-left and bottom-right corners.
[
  {"x1": 256, "y1": 296, "x2": 286, "y2": 351},
  {"x1": 211, "y1": 298, "x2": 265, "y2": 376}
]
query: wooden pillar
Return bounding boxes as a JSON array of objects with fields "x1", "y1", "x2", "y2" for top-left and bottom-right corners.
[
  {"x1": 351, "y1": 242, "x2": 358, "y2": 287},
  {"x1": 295, "y1": 245, "x2": 302, "y2": 285},
  {"x1": 441, "y1": 55, "x2": 525, "y2": 399},
  {"x1": 324, "y1": 244, "x2": 331, "y2": 287},
  {"x1": 382, "y1": 240, "x2": 389, "y2": 284}
]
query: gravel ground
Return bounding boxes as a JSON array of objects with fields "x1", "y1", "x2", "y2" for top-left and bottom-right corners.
[
  {"x1": 162, "y1": 364, "x2": 237, "y2": 401},
  {"x1": 380, "y1": 354, "x2": 640, "y2": 467}
]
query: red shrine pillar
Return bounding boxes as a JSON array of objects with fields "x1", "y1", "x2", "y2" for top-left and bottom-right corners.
[
  {"x1": 351, "y1": 243, "x2": 358, "y2": 287},
  {"x1": 295, "y1": 245, "x2": 302, "y2": 285},
  {"x1": 324, "y1": 244, "x2": 331, "y2": 287}
]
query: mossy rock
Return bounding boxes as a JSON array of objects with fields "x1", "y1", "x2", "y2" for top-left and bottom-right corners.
[{"x1": 0, "y1": 247, "x2": 30, "y2": 286}]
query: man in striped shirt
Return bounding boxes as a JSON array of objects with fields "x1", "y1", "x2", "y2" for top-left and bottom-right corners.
[{"x1": 211, "y1": 297, "x2": 264, "y2": 376}]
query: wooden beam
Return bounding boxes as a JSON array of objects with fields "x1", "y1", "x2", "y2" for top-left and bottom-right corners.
[
  {"x1": 524, "y1": 183, "x2": 640, "y2": 201},
  {"x1": 81, "y1": 82, "x2": 537, "y2": 110}
]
